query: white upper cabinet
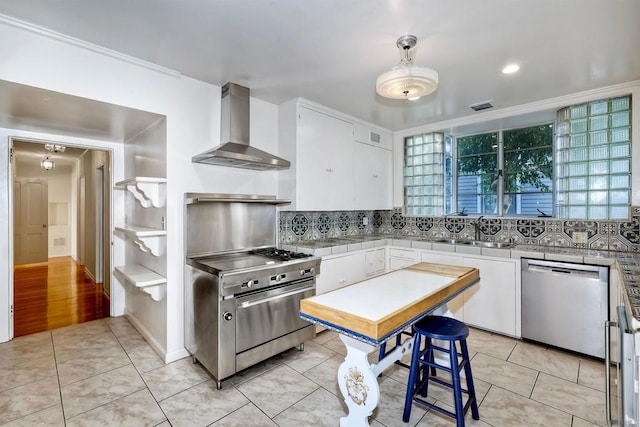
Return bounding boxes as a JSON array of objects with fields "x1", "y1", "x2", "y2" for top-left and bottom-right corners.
[
  {"x1": 298, "y1": 106, "x2": 354, "y2": 210},
  {"x1": 279, "y1": 100, "x2": 354, "y2": 210},
  {"x1": 353, "y1": 142, "x2": 392, "y2": 210},
  {"x1": 279, "y1": 99, "x2": 393, "y2": 211}
]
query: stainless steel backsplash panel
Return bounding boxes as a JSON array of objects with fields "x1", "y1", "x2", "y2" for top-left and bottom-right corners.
[{"x1": 186, "y1": 201, "x2": 276, "y2": 256}]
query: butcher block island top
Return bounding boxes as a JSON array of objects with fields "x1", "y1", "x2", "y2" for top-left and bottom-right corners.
[{"x1": 300, "y1": 262, "x2": 479, "y2": 345}]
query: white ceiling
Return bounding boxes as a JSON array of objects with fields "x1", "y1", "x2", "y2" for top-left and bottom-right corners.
[{"x1": 0, "y1": 0, "x2": 639, "y2": 132}]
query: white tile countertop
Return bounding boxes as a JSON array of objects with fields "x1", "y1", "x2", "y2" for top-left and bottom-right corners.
[{"x1": 285, "y1": 236, "x2": 640, "y2": 322}]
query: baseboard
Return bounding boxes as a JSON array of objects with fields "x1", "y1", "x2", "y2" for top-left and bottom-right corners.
[
  {"x1": 85, "y1": 269, "x2": 96, "y2": 283},
  {"x1": 124, "y1": 311, "x2": 189, "y2": 363},
  {"x1": 102, "y1": 290, "x2": 110, "y2": 316},
  {"x1": 165, "y1": 347, "x2": 189, "y2": 364},
  {"x1": 124, "y1": 310, "x2": 167, "y2": 362}
]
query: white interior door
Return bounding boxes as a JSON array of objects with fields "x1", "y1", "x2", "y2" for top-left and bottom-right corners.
[{"x1": 13, "y1": 178, "x2": 48, "y2": 265}]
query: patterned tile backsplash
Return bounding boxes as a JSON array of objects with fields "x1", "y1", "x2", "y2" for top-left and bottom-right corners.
[{"x1": 279, "y1": 207, "x2": 640, "y2": 253}]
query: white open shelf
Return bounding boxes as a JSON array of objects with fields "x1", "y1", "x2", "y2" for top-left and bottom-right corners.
[
  {"x1": 115, "y1": 177, "x2": 166, "y2": 208},
  {"x1": 115, "y1": 264, "x2": 166, "y2": 301},
  {"x1": 115, "y1": 226, "x2": 166, "y2": 256}
]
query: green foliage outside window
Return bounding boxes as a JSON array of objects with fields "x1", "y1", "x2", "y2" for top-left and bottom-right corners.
[{"x1": 457, "y1": 124, "x2": 553, "y2": 214}]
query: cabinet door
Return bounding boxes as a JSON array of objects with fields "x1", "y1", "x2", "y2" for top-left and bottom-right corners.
[
  {"x1": 461, "y1": 257, "x2": 516, "y2": 335},
  {"x1": 316, "y1": 252, "x2": 366, "y2": 294},
  {"x1": 353, "y1": 142, "x2": 392, "y2": 210},
  {"x1": 298, "y1": 107, "x2": 353, "y2": 210},
  {"x1": 421, "y1": 252, "x2": 464, "y2": 321},
  {"x1": 365, "y1": 248, "x2": 386, "y2": 276}
]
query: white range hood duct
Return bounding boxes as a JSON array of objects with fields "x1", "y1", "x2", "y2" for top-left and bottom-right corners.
[{"x1": 192, "y1": 82, "x2": 290, "y2": 170}]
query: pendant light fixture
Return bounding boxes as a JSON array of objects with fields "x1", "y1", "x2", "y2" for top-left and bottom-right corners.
[
  {"x1": 376, "y1": 35, "x2": 438, "y2": 100},
  {"x1": 41, "y1": 156, "x2": 55, "y2": 170}
]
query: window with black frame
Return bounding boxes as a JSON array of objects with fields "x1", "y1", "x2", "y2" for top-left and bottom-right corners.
[{"x1": 454, "y1": 125, "x2": 553, "y2": 216}]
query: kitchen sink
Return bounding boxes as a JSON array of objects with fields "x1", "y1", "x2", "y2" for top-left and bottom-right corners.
[
  {"x1": 470, "y1": 241, "x2": 513, "y2": 249},
  {"x1": 432, "y1": 238, "x2": 472, "y2": 245},
  {"x1": 431, "y1": 238, "x2": 513, "y2": 249}
]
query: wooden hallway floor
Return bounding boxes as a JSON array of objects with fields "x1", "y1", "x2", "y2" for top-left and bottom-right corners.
[{"x1": 13, "y1": 256, "x2": 109, "y2": 337}]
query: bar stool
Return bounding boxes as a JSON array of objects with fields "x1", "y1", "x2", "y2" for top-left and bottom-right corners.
[{"x1": 403, "y1": 315, "x2": 479, "y2": 426}]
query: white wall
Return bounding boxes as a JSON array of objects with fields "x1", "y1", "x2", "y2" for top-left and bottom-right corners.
[
  {"x1": 123, "y1": 119, "x2": 168, "y2": 354},
  {"x1": 0, "y1": 19, "x2": 283, "y2": 362},
  {"x1": 47, "y1": 174, "x2": 72, "y2": 257}
]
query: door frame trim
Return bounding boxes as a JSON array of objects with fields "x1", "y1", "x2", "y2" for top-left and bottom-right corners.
[{"x1": 5, "y1": 136, "x2": 115, "y2": 341}]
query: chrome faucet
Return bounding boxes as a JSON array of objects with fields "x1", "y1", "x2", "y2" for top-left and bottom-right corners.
[{"x1": 473, "y1": 216, "x2": 484, "y2": 241}]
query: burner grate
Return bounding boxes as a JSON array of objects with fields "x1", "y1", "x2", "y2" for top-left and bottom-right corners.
[{"x1": 249, "y1": 247, "x2": 312, "y2": 261}]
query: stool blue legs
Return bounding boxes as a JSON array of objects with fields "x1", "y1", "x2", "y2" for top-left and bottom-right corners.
[{"x1": 402, "y1": 316, "x2": 479, "y2": 426}]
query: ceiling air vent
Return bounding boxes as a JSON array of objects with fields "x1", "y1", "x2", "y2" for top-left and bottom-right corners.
[
  {"x1": 369, "y1": 131, "x2": 381, "y2": 144},
  {"x1": 469, "y1": 100, "x2": 494, "y2": 112}
]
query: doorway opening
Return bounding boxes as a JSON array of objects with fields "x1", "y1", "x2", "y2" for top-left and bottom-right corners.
[{"x1": 11, "y1": 139, "x2": 111, "y2": 337}]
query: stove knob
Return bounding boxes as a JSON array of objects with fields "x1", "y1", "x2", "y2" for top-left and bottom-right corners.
[
  {"x1": 223, "y1": 312, "x2": 233, "y2": 321},
  {"x1": 243, "y1": 279, "x2": 258, "y2": 288}
]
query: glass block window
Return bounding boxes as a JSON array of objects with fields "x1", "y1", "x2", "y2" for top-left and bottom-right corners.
[
  {"x1": 556, "y1": 95, "x2": 632, "y2": 219},
  {"x1": 404, "y1": 132, "x2": 445, "y2": 215}
]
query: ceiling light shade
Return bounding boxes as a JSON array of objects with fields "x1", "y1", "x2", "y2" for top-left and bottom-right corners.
[
  {"x1": 376, "y1": 35, "x2": 438, "y2": 100},
  {"x1": 41, "y1": 157, "x2": 55, "y2": 170}
]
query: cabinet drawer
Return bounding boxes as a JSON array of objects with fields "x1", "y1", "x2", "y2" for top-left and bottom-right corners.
[{"x1": 389, "y1": 248, "x2": 418, "y2": 260}]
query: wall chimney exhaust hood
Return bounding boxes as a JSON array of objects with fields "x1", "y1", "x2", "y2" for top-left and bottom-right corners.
[{"x1": 192, "y1": 82, "x2": 290, "y2": 171}]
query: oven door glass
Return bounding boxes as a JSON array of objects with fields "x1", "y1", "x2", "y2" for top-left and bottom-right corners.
[{"x1": 235, "y1": 280, "x2": 315, "y2": 353}]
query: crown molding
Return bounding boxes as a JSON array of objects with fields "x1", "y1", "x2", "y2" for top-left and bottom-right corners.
[{"x1": 0, "y1": 13, "x2": 182, "y2": 79}]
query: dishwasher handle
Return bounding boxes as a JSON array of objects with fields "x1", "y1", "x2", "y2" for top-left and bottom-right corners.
[{"x1": 523, "y1": 259, "x2": 603, "y2": 280}]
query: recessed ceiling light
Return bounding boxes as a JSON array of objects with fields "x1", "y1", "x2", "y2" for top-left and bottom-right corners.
[{"x1": 502, "y1": 64, "x2": 520, "y2": 74}]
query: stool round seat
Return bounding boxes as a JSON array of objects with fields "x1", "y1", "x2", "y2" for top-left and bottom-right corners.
[{"x1": 414, "y1": 315, "x2": 469, "y2": 341}]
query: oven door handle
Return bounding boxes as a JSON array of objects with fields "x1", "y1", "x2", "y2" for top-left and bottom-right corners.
[{"x1": 237, "y1": 285, "x2": 315, "y2": 309}]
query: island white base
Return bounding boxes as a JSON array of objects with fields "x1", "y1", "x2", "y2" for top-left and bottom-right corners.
[
  {"x1": 337, "y1": 306, "x2": 452, "y2": 426},
  {"x1": 338, "y1": 334, "x2": 414, "y2": 427}
]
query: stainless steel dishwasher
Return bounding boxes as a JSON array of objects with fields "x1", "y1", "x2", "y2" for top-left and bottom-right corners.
[{"x1": 521, "y1": 258, "x2": 609, "y2": 358}]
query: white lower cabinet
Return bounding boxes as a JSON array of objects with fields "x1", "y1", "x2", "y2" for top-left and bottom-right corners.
[
  {"x1": 420, "y1": 250, "x2": 517, "y2": 336},
  {"x1": 365, "y1": 248, "x2": 386, "y2": 276},
  {"x1": 316, "y1": 251, "x2": 366, "y2": 295},
  {"x1": 461, "y1": 257, "x2": 516, "y2": 336}
]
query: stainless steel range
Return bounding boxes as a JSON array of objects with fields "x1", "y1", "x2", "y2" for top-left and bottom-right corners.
[{"x1": 184, "y1": 193, "x2": 320, "y2": 389}]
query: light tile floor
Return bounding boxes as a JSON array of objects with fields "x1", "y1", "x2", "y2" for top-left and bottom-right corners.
[{"x1": 0, "y1": 317, "x2": 610, "y2": 426}]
